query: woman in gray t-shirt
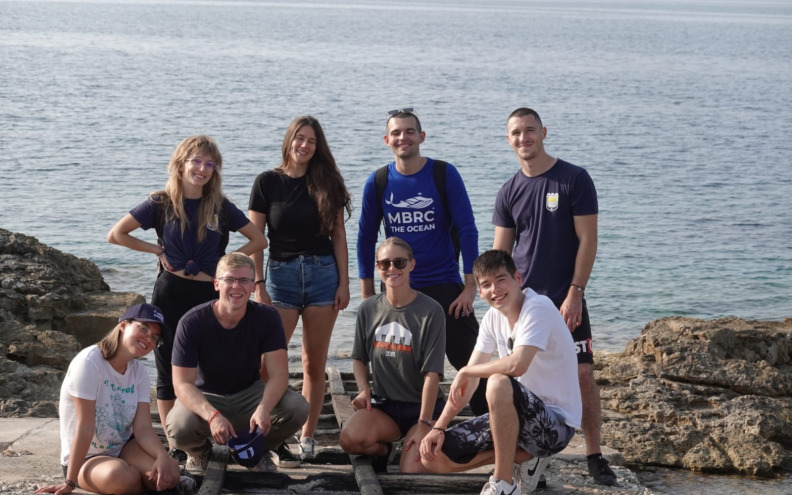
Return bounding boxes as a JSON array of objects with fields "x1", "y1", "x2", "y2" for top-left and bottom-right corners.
[{"x1": 341, "y1": 237, "x2": 446, "y2": 473}]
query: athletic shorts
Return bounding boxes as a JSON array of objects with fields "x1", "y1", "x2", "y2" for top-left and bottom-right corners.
[
  {"x1": 441, "y1": 378, "x2": 575, "y2": 464},
  {"x1": 553, "y1": 297, "x2": 594, "y2": 365},
  {"x1": 266, "y1": 254, "x2": 339, "y2": 310},
  {"x1": 373, "y1": 396, "x2": 446, "y2": 438}
]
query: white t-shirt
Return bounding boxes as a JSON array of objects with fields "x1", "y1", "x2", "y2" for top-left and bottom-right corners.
[
  {"x1": 59, "y1": 345, "x2": 151, "y2": 466},
  {"x1": 475, "y1": 288, "x2": 582, "y2": 428}
]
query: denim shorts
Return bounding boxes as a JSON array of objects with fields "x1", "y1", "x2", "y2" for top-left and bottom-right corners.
[{"x1": 266, "y1": 254, "x2": 339, "y2": 310}]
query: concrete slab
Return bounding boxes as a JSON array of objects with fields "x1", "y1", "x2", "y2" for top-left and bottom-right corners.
[{"x1": 0, "y1": 417, "x2": 62, "y2": 483}]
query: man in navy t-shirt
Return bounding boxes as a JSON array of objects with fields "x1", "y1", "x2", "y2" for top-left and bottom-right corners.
[
  {"x1": 166, "y1": 253, "x2": 308, "y2": 473},
  {"x1": 357, "y1": 109, "x2": 487, "y2": 415},
  {"x1": 492, "y1": 107, "x2": 617, "y2": 486}
]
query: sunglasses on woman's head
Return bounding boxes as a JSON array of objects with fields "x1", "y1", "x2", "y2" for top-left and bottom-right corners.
[{"x1": 376, "y1": 257, "x2": 412, "y2": 270}]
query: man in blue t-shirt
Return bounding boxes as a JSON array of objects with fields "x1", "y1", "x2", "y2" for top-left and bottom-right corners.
[
  {"x1": 492, "y1": 107, "x2": 617, "y2": 486},
  {"x1": 357, "y1": 109, "x2": 487, "y2": 415}
]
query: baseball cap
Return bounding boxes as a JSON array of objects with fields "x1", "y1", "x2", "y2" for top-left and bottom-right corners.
[
  {"x1": 228, "y1": 428, "x2": 265, "y2": 468},
  {"x1": 118, "y1": 303, "x2": 170, "y2": 334}
]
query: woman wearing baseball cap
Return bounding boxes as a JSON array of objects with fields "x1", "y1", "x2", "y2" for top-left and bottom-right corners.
[{"x1": 35, "y1": 303, "x2": 195, "y2": 495}]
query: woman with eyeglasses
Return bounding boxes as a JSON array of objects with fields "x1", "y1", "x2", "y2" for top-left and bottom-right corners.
[
  {"x1": 339, "y1": 237, "x2": 446, "y2": 473},
  {"x1": 35, "y1": 303, "x2": 195, "y2": 495},
  {"x1": 248, "y1": 116, "x2": 352, "y2": 465},
  {"x1": 107, "y1": 135, "x2": 267, "y2": 435}
]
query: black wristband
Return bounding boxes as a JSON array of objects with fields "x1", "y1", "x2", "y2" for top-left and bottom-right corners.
[
  {"x1": 64, "y1": 479, "x2": 76, "y2": 489},
  {"x1": 255, "y1": 280, "x2": 265, "y2": 284},
  {"x1": 432, "y1": 426, "x2": 446, "y2": 433}
]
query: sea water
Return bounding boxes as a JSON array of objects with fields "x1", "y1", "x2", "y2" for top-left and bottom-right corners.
[{"x1": 2, "y1": 1, "x2": 791, "y2": 491}]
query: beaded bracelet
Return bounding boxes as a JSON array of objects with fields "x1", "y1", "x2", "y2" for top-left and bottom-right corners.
[{"x1": 418, "y1": 418, "x2": 433, "y2": 427}]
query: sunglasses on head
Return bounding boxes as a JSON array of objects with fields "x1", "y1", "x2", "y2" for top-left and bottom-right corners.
[
  {"x1": 387, "y1": 107, "x2": 415, "y2": 117},
  {"x1": 376, "y1": 257, "x2": 412, "y2": 270}
]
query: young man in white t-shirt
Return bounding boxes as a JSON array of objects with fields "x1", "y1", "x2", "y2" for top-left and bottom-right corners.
[{"x1": 419, "y1": 250, "x2": 583, "y2": 495}]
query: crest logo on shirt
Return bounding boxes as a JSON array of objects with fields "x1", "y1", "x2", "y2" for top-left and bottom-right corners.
[{"x1": 545, "y1": 193, "x2": 559, "y2": 212}]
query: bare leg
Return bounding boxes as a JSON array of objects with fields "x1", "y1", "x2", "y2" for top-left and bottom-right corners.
[
  {"x1": 157, "y1": 399, "x2": 175, "y2": 447},
  {"x1": 261, "y1": 307, "x2": 300, "y2": 382},
  {"x1": 578, "y1": 363, "x2": 603, "y2": 455},
  {"x1": 340, "y1": 408, "x2": 400, "y2": 456},
  {"x1": 299, "y1": 305, "x2": 338, "y2": 439},
  {"x1": 487, "y1": 374, "x2": 518, "y2": 483},
  {"x1": 77, "y1": 455, "x2": 143, "y2": 495}
]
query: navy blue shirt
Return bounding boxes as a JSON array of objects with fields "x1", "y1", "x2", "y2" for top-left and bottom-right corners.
[
  {"x1": 130, "y1": 196, "x2": 249, "y2": 276},
  {"x1": 172, "y1": 301, "x2": 286, "y2": 395},
  {"x1": 492, "y1": 159, "x2": 598, "y2": 304}
]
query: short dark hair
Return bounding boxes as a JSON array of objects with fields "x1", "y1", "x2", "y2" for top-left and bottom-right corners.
[
  {"x1": 507, "y1": 107, "x2": 543, "y2": 127},
  {"x1": 473, "y1": 250, "x2": 519, "y2": 283},
  {"x1": 386, "y1": 111, "x2": 422, "y2": 134}
]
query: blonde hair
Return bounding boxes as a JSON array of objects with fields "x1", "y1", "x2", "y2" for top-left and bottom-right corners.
[
  {"x1": 216, "y1": 252, "x2": 255, "y2": 276},
  {"x1": 376, "y1": 236, "x2": 414, "y2": 259},
  {"x1": 97, "y1": 322, "x2": 125, "y2": 360},
  {"x1": 151, "y1": 135, "x2": 225, "y2": 243}
]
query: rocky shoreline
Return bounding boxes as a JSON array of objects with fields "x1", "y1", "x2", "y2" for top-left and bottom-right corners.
[{"x1": 2, "y1": 227, "x2": 791, "y2": 493}]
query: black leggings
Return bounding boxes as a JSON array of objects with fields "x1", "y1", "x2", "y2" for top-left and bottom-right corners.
[{"x1": 151, "y1": 271, "x2": 217, "y2": 401}]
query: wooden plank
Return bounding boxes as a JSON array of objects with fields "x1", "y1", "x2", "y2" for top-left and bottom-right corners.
[
  {"x1": 352, "y1": 454, "x2": 385, "y2": 495},
  {"x1": 196, "y1": 444, "x2": 228, "y2": 495},
  {"x1": 328, "y1": 366, "x2": 356, "y2": 427},
  {"x1": 377, "y1": 473, "x2": 485, "y2": 494},
  {"x1": 327, "y1": 366, "x2": 346, "y2": 396}
]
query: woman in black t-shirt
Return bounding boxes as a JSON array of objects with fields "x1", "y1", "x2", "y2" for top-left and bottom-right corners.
[{"x1": 249, "y1": 116, "x2": 352, "y2": 464}]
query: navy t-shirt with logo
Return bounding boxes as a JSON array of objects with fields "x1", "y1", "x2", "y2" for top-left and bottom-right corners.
[{"x1": 492, "y1": 159, "x2": 598, "y2": 304}]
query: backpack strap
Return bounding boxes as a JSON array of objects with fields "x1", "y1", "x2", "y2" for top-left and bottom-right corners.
[
  {"x1": 374, "y1": 165, "x2": 389, "y2": 232},
  {"x1": 431, "y1": 160, "x2": 460, "y2": 262}
]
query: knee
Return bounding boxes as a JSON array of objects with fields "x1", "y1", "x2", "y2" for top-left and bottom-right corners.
[
  {"x1": 102, "y1": 463, "x2": 141, "y2": 494},
  {"x1": 339, "y1": 424, "x2": 360, "y2": 453},
  {"x1": 485, "y1": 374, "x2": 512, "y2": 404}
]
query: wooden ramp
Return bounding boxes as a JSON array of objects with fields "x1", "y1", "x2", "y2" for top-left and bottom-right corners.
[{"x1": 152, "y1": 367, "x2": 486, "y2": 494}]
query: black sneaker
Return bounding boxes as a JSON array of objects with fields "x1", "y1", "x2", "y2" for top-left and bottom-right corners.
[
  {"x1": 587, "y1": 455, "x2": 617, "y2": 486},
  {"x1": 272, "y1": 442, "x2": 301, "y2": 468}
]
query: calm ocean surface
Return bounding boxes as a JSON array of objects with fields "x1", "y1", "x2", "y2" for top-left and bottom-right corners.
[{"x1": 2, "y1": 1, "x2": 791, "y2": 491}]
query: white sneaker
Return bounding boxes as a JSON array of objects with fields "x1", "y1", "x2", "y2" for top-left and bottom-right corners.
[
  {"x1": 185, "y1": 454, "x2": 209, "y2": 472},
  {"x1": 480, "y1": 475, "x2": 518, "y2": 495},
  {"x1": 247, "y1": 453, "x2": 277, "y2": 472},
  {"x1": 299, "y1": 437, "x2": 318, "y2": 461},
  {"x1": 514, "y1": 456, "x2": 551, "y2": 493}
]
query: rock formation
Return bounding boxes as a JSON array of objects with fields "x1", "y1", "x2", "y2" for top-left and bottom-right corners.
[
  {"x1": 0, "y1": 228, "x2": 142, "y2": 417},
  {"x1": 598, "y1": 316, "x2": 792, "y2": 477}
]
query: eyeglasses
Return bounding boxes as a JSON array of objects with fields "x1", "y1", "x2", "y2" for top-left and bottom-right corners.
[
  {"x1": 375, "y1": 257, "x2": 412, "y2": 270},
  {"x1": 188, "y1": 156, "x2": 217, "y2": 171},
  {"x1": 133, "y1": 321, "x2": 164, "y2": 349},
  {"x1": 217, "y1": 276, "x2": 255, "y2": 287},
  {"x1": 386, "y1": 107, "x2": 415, "y2": 117}
]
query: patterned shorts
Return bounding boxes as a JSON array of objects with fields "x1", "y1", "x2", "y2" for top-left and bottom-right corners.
[{"x1": 441, "y1": 377, "x2": 575, "y2": 464}]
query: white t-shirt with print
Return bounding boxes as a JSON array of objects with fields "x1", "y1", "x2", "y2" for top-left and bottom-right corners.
[
  {"x1": 475, "y1": 288, "x2": 582, "y2": 428},
  {"x1": 59, "y1": 345, "x2": 150, "y2": 466}
]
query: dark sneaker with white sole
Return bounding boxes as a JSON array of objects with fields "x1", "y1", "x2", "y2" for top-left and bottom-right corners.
[
  {"x1": 271, "y1": 442, "x2": 301, "y2": 468},
  {"x1": 587, "y1": 455, "x2": 617, "y2": 486}
]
